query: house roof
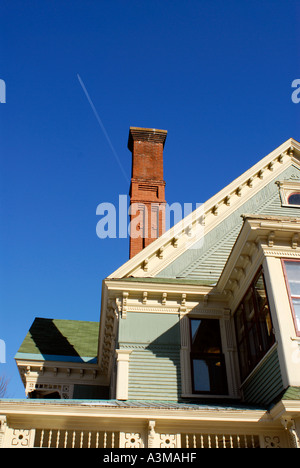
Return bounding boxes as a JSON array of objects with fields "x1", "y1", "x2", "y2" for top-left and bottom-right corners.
[
  {"x1": 107, "y1": 138, "x2": 300, "y2": 281},
  {"x1": 0, "y1": 398, "x2": 267, "y2": 412},
  {"x1": 281, "y1": 386, "x2": 300, "y2": 401},
  {"x1": 15, "y1": 317, "x2": 99, "y2": 363}
]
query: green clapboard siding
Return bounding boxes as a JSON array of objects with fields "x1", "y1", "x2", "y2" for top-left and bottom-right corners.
[
  {"x1": 118, "y1": 312, "x2": 180, "y2": 345},
  {"x1": 241, "y1": 349, "x2": 284, "y2": 405},
  {"x1": 157, "y1": 165, "x2": 300, "y2": 284},
  {"x1": 125, "y1": 345, "x2": 181, "y2": 400},
  {"x1": 118, "y1": 312, "x2": 181, "y2": 400}
]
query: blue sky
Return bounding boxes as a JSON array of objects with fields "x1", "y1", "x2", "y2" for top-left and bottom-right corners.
[{"x1": 0, "y1": 0, "x2": 300, "y2": 398}]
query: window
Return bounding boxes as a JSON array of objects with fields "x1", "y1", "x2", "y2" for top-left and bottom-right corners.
[
  {"x1": 190, "y1": 318, "x2": 228, "y2": 395},
  {"x1": 288, "y1": 193, "x2": 300, "y2": 206},
  {"x1": 234, "y1": 270, "x2": 275, "y2": 381},
  {"x1": 282, "y1": 260, "x2": 300, "y2": 336},
  {"x1": 277, "y1": 181, "x2": 300, "y2": 207}
]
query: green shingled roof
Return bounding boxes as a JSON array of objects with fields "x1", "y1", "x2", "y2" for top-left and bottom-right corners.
[
  {"x1": 281, "y1": 387, "x2": 300, "y2": 401},
  {"x1": 16, "y1": 317, "x2": 99, "y2": 363}
]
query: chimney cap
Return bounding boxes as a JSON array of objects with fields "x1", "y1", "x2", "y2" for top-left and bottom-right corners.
[{"x1": 128, "y1": 127, "x2": 167, "y2": 151}]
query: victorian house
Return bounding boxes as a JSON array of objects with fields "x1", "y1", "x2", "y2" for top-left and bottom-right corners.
[{"x1": 1, "y1": 128, "x2": 300, "y2": 448}]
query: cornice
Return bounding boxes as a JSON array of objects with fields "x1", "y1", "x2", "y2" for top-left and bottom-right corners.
[
  {"x1": 128, "y1": 127, "x2": 168, "y2": 151},
  {"x1": 0, "y1": 400, "x2": 271, "y2": 425},
  {"x1": 104, "y1": 278, "x2": 213, "y2": 295}
]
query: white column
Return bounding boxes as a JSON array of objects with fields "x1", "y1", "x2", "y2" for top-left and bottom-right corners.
[
  {"x1": 263, "y1": 256, "x2": 300, "y2": 388},
  {"x1": 115, "y1": 349, "x2": 132, "y2": 400}
]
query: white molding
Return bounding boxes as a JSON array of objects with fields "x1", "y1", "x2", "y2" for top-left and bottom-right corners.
[
  {"x1": 277, "y1": 179, "x2": 300, "y2": 207},
  {"x1": 115, "y1": 349, "x2": 132, "y2": 400}
]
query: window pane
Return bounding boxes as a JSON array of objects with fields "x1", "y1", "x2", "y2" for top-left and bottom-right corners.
[
  {"x1": 191, "y1": 319, "x2": 201, "y2": 341},
  {"x1": 234, "y1": 269, "x2": 275, "y2": 381},
  {"x1": 190, "y1": 319, "x2": 221, "y2": 354},
  {"x1": 248, "y1": 325, "x2": 260, "y2": 365},
  {"x1": 258, "y1": 305, "x2": 274, "y2": 353},
  {"x1": 192, "y1": 357, "x2": 227, "y2": 394},
  {"x1": 285, "y1": 261, "x2": 300, "y2": 296},
  {"x1": 254, "y1": 273, "x2": 267, "y2": 311},
  {"x1": 288, "y1": 193, "x2": 300, "y2": 205},
  {"x1": 244, "y1": 291, "x2": 255, "y2": 329},
  {"x1": 292, "y1": 298, "x2": 300, "y2": 331},
  {"x1": 235, "y1": 306, "x2": 245, "y2": 343},
  {"x1": 192, "y1": 359, "x2": 210, "y2": 392},
  {"x1": 238, "y1": 340, "x2": 250, "y2": 381},
  {"x1": 190, "y1": 319, "x2": 228, "y2": 394}
]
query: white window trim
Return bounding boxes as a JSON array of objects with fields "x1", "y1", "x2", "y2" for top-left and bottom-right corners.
[
  {"x1": 180, "y1": 313, "x2": 239, "y2": 399},
  {"x1": 277, "y1": 180, "x2": 300, "y2": 208}
]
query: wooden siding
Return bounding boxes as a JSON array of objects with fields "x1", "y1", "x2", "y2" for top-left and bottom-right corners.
[
  {"x1": 157, "y1": 165, "x2": 300, "y2": 283},
  {"x1": 241, "y1": 348, "x2": 284, "y2": 406},
  {"x1": 118, "y1": 312, "x2": 181, "y2": 400},
  {"x1": 125, "y1": 344, "x2": 181, "y2": 400}
]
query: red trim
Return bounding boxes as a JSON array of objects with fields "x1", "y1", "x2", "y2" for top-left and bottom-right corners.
[{"x1": 281, "y1": 259, "x2": 300, "y2": 337}]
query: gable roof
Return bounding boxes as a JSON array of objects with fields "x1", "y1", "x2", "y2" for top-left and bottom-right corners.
[
  {"x1": 15, "y1": 317, "x2": 99, "y2": 363},
  {"x1": 108, "y1": 138, "x2": 300, "y2": 281}
]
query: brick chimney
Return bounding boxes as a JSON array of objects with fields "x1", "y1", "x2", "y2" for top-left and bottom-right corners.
[{"x1": 128, "y1": 127, "x2": 167, "y2": 258}]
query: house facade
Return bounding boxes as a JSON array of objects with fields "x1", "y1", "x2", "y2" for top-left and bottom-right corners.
[{"x1": 1, "y1": 129, "x2": 300, "y2": 448}]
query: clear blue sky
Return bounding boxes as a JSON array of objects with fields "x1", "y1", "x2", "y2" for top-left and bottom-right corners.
[{"x1": 1, "y1": 0, "x2": 299, "y2": 398}]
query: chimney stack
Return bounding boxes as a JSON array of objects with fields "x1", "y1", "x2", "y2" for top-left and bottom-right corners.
[{"x1": 128, "y1": 127, "x2": 167, "y2": 259}]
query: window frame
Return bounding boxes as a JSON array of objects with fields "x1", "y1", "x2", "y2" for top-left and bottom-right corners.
[
  {"x1": 234, "y1": 268, "x2": 275, "y2": 382},
  {"x1": 282, "y1": 259, "x2": 300, "y2": 337},
  {"x1": 189, "y1": 318, "x2": 228, "y2": 395},
  {"x1": 277, "y1": 180, "x2": 300, "y2": 208}
]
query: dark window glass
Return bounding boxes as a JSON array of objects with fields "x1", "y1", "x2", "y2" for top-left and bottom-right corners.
[
  {"x1": 234, "y1": 270, "x2": 275, "y2": 381},
  {"x1": 190, "y1": 319, "x2": 228, "y2": 395},
  {"x1": 288, "y1": 193, "x2": 300, "y2": 205}
]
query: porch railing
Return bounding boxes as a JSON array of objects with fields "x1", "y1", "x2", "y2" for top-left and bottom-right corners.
[{"x1": 0, "y1": 424, "x2": 290, "y2": 448}]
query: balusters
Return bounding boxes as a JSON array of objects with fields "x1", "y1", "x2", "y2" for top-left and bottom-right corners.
[
  {"x1": 40, "y1": 429, "x2": 44, "y2": 448},
  {"x1": 56, "y1": 430, "x2": 60, "y2": 448},
  {"x1": 112, "y1": 432, "x2": 115, "y2": 448},
  {"x1": 72, "y1": 431, "x2": 76, "y2": 448},
  {"x1": 182, "y1": 433, "x2": 259, "y2": 448},
  {"x1": 48, "y1": 430, "x2": 52, "y2": 448},
  {"x1": 35, "y1": 429, "x2": 259, "y2": 449},
  {"x1": 64, "y1": 431, "x2": 68, "y2": 448}
]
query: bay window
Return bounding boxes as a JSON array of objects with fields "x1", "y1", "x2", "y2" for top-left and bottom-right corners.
[{"x1": 234, "y1": 269, "x2": 275, "y2": 381}]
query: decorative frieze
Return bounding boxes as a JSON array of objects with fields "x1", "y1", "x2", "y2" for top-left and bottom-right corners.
[
  {"x1": 159, "y1": 433, "x2": 178, "y2": 448},
  {"x1": 121, "y1": 432, "x2": 143, "y2": 448},
  {"x1": 10, "y1": 429, "x2": 33, "y2": 448}
]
